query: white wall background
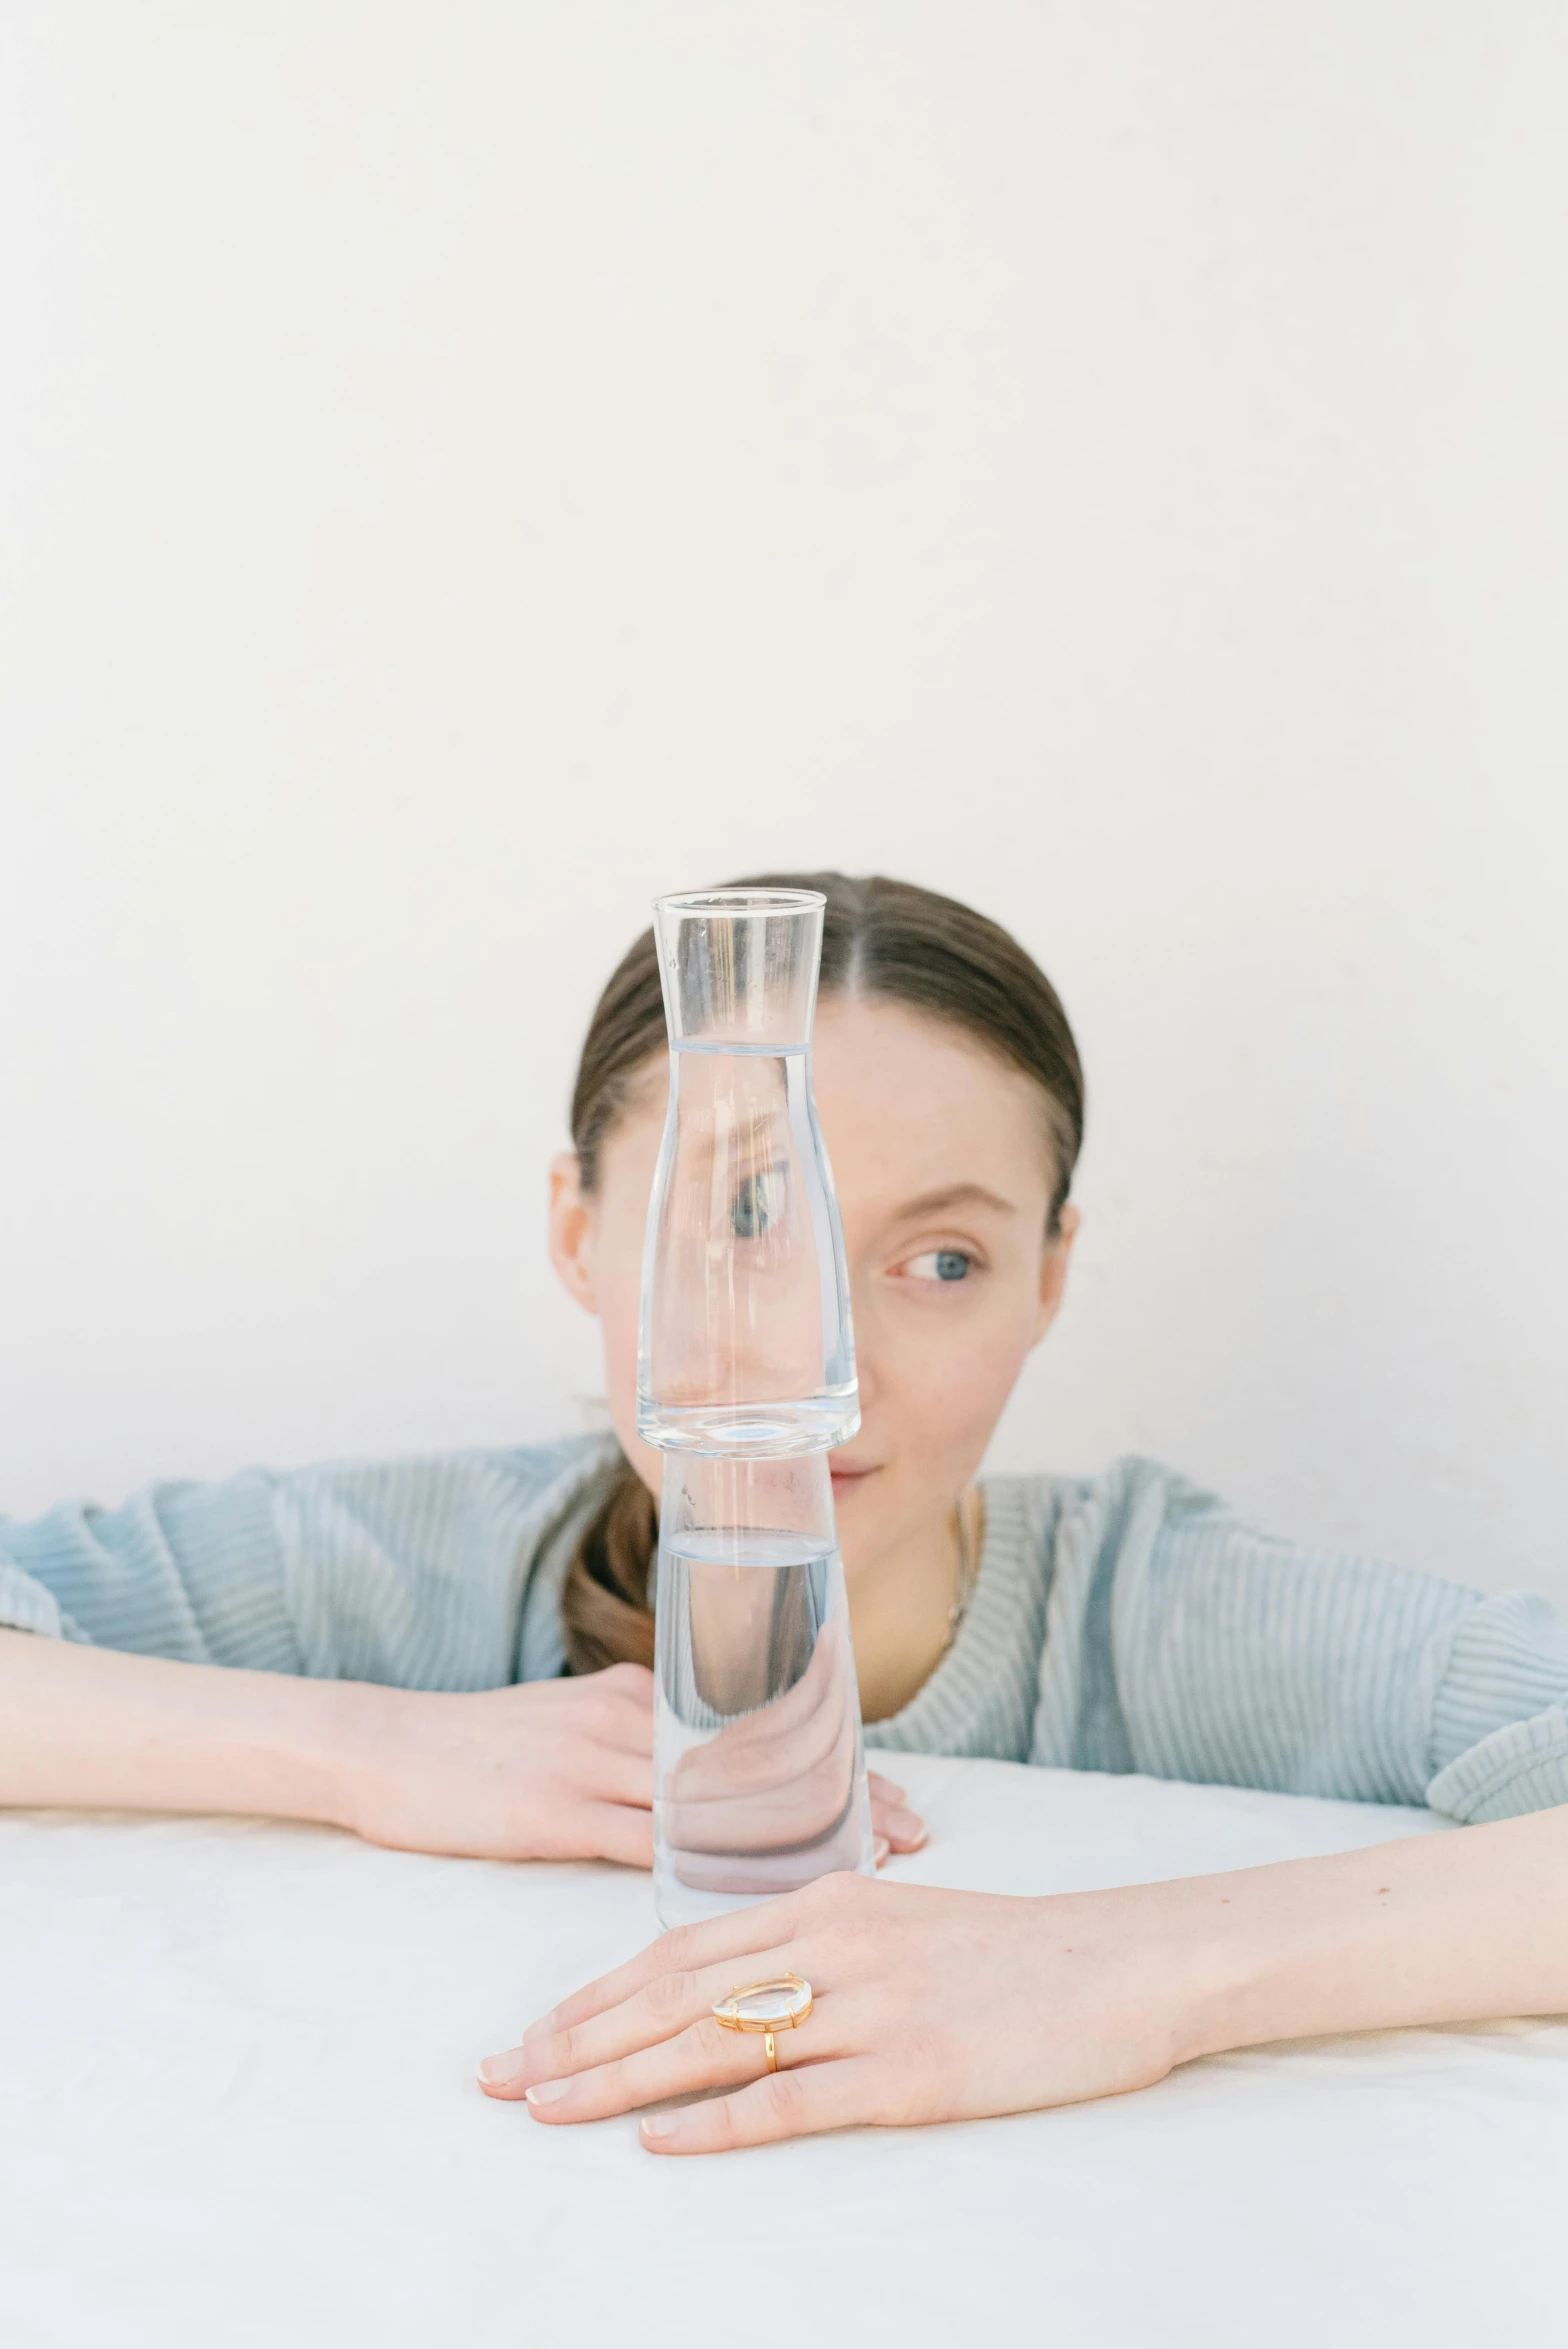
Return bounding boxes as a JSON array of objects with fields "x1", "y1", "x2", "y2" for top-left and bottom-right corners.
[{"x1": 3, "y1": 3, "x2": 1566, "y2": 1605}]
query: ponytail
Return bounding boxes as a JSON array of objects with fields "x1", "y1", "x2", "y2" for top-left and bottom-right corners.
[{"x1": 560, "y1": 1455, "x2": 657, "y2": 1673}]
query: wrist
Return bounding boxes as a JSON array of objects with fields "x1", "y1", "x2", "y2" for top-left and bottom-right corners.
[
  {"x1": 315, "y1": 1679, "x2": 409, "y2": 1838},
  {"x1": 1134, "y1": 1839, "x2": 1444, "y2": 2068},
  {"x1": 1018, "y1": 1880, "x2": 1238, "y2": 2082},
  {"x1": 1163, "y1": 1898, "x2": 1277, "y2": 2069},
  {"x1": 201, "y1": 1668, "x2": 393, "y2": 1833}
]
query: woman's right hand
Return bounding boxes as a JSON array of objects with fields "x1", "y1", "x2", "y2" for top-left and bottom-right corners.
[
  {"x1": 338, "y1": 1665, "x2": 926, "y2": 1871},
  {"x1": 339, "y1": 1664, "x2": 659, "y2": 1866},
  {"x1": 662, "y1": 1601, "x2": 861, "y2": 1856}
]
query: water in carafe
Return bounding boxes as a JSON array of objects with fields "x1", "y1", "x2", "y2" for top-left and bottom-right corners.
[
  {"x1": 637, "y1": 891, "x2": 858, "y2": 1456},
  {"x1": 652, "y1": 1454, "x2": 874, "y2": 1926}
]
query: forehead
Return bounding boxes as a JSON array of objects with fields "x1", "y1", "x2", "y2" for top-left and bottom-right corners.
[
  {"x1": 811, "y1": 995, "x2": 1054, "y2": 1216},
  {"x1": 597, "y1": 994, "x2": 1056, "y2": 1220}
]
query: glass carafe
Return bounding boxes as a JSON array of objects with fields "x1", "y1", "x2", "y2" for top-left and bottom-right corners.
[
  {"x1": 652, "y1": 1450, "x2": 874, "y2": 1926},
  {"x1": 636, "y1": 888, "x2": 859, "y2": 1456}
]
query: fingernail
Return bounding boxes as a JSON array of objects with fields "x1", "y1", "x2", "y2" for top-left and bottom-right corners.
[
  {"x1": 641, "y1": 2112, "x2": 680, "y2": 2141},
  {"x1": 524, "y1": 2077, "x2": 572, "y2": 2108},
  {"x1": 477, "y1": 2048, "x2": 529, "y2": 2090},
  {"x1": 873, "y1": 1835, "x2": 891, "y2": 1867}
]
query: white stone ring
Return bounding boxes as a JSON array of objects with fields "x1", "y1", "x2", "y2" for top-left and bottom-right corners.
[{"x1": 711, "y1": 1972, "x2": 814, "y2": 2074}]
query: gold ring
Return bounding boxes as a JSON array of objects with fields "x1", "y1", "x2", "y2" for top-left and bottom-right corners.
[{"x1": 712, "y1": 1973, "x2": 813, "y2": 2074}]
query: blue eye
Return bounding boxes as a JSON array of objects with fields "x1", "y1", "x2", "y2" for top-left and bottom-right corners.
[
  {"x1": 907, "y1": 1249, "x2": 973, "y2": 1283},
  {"x1": 731, "y1": 1171, "x2": 784, "y2": 1239}
]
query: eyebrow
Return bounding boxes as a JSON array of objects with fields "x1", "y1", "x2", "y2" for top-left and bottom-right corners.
[{"x1": 889, "y1": 1182, "x2": 1019, "y2": 1223}]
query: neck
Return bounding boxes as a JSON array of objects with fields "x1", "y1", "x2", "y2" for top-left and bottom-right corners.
[{"x1": 846, "y1": 1494, "x2": 974, "y2": 1724}]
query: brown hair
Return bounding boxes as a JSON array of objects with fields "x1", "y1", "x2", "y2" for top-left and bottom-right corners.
[{"x1": 559, "y1": 872, "x2": 1085, "y2": 1674}]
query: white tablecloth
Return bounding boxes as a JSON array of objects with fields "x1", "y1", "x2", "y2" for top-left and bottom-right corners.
[{"x1": 3, "y1": 1752, "x2": 1563, "y2": 2348}]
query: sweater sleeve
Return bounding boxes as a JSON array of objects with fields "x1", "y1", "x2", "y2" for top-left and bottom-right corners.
[
  {"x1": 0, "y1": 1435, "x2": 615, "y2": 1689},
  {"x1": 1029, "y1": 1458, "x2": 1568, "y2": 1822},
  {"x1": 0, "y1": 1472, "x2": 300, "y2": 1668}
]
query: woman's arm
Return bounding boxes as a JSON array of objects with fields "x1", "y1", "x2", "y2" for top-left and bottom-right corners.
[
  {"x1": 0, "y1": 1448, "x2": 664, "y2": 1862},
  {"x1": 0, "y1": 1627, "x2": 660, "y2": 1863},
  {"x1": 0, "y1": 1447, "x2": 926, "y2": 1861},
  {"x1": 0, "y1": 1630, "x2": 924, "y2": 1864},
  {"x1": 1182, "y1": 1799, "x2": 1568, "y2": 2053},
  {"x1": 0, "y1": 1627, "x2": 352, "y2": 1823},
  {"x1": 1035, "y1": 1462, "x2": 1568, "y2": 1822},
  {"x1": 480, "y1": 1802, "x2": 1568, "y2": 2150}
]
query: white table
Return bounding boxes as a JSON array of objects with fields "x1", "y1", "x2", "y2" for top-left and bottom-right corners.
[{"x1": 3, "y1": 1752, "x2": 1563, "y2": 2348}]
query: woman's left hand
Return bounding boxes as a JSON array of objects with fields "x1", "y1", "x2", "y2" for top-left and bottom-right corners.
[{"x1": 477, "y1": 1869, "x2": 1194, "y2": 2150}]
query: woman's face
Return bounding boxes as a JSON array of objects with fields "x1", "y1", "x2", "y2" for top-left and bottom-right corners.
[{"x1": 549, "y1": 994, "x2": 1078, "y2": 1581}]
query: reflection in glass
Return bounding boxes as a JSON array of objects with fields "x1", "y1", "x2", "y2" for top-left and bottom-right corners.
[
  {"x1": 653, "y1": 1451, "x2": 874, "y2": 1927},
  {"x1": 637, "y1": 889, "x2": 858, "y2": 1456}
]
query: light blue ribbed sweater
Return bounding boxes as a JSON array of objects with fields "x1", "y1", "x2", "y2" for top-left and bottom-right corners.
[{"x1": 3, "y1": 1435, "x2": 1566, "y2": 1824}]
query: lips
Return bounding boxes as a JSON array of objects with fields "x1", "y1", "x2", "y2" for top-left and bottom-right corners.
[{"x1": 829, "y1": 1460, "x2": 880, "y2": 1490}]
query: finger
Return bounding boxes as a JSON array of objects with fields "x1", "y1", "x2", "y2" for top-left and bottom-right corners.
[
  {"x1": 867, "y1": 1790, "x2": 927, "y2": 1853},
  {"x1": 537, "y1": 1661, "x2": 652, "y2": 1718},
  {"x1": 668, "y1": 1626, "x2": 853, "y2": 1797},
  {"x1": 515, "y1": 1799, "x2": 653, "y2": 1871},
  {"x1": 520, "y1": 1997, "x2": 851, "y2": 2124},
  {"x1": 598, "y1": 1662, "x2": 656, "y2": 1703},
  {"x1": 866, "y1": 1772, "x2": 907, "y2": 1806},
  {"x1": 592, "y1": 1710, "x2": 656, "y2": 1760},
  {"x1": 579, "y1": 1684, "x2": 656, "y2": 1758},
  {"x1": 580, "y1": 1801, "x2": 655, "y2": 1871},
  {"x1": 567, "y1": 1741, "x2": 655, "y2": 1809},
  {"x1": 526, "y1": 1892, "x2": 805, "y2": 2040},
  {"x1": 671, "y1": 1673, "x2": 845, "y2": 1792},
  {"x1": 873, "y1": 1834, "x2": 891, "y2": 1869},
  {"x1": 521, "y1": 2015, "x2": 754, "y2": 2119},
  {"x1": 679, "y1": 1619, "x2": 846, "y2": 1757},
  {"x1": 522, "y1": 1934, "x2": 801, "y2": 2083},
  {"x1": 639, "y1": 2055, "x2": 890, "y2": 2153},
  {"x1": 664, "y1": 1731, "x2": 856, "y2": 1853}
]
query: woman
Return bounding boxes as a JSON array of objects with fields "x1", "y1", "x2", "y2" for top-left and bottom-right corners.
[{"x1": 3, "y1": 873, "x2": 1566, "y2": 2154}]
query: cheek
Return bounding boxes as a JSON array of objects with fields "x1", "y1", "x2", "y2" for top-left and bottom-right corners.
[
  {"x1": 594, "y1": 1229, "x2": 644, "y2": 1387},
  {"x1": 586, "y1": 1109, "x2": 666, "y2": 1376},
  {"x1": 868, "y1": 1289, "x2": 1038, "y2": 1450},
  {"x1": 588, "y1": 1227, "x2": 664, "y2": 1492},
  {"x1": 600, "y1": 1283, "x2": 639, "y2": 1380},
  {"x1": 931, "y1": 1327, "x2": 1030, "y2": 1440}
]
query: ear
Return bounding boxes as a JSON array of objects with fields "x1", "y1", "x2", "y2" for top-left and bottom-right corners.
[
  {"x1": 1031, "y1": 1202, "x2": 1080, "y2": 1346},
  {"x1": 548, "y1": 1152, "x2": 601, "y2": 1316}
]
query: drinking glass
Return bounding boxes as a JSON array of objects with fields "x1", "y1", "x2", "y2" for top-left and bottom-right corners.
[
  {"x1": 636, "y1": 888, "x2": 859, "y2": 1456},
  {"x1": 652, "y1": 1449, "x2": 874, "y2": 1927}
]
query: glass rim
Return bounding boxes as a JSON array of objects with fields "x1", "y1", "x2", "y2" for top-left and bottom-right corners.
[{"x1": 655, "y1": 887, "x2": 826, "y2": 918}]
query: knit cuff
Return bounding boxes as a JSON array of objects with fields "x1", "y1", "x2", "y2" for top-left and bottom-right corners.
[
  {"x1": 1426, "y1": 1706, "x2": 1568, "y2": 1824},
  {"x1": 0, "y1": 1558, "x2": 70, "y2": 1640}
]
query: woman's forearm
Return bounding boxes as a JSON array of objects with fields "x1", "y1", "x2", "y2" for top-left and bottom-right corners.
[
  {"x1": 0, "y1": 1630, "x2": 673, "y2": 1866},
  {"x1": 0, "y1": 1627, "x2": 368, "y2": 1826},
  {"x1": 1168, "y1": 1803, "x2": 1568, "y2": 2062}
]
